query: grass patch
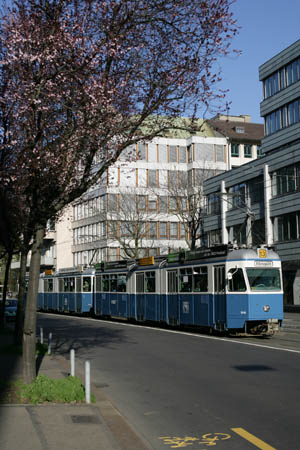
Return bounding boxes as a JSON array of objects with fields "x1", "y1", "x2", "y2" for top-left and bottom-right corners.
[{"x1": 18, "y1": 374, "x2": 95, "y2": 404}]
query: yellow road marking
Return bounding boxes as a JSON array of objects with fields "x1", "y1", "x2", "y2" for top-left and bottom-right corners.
[{"x1": 231, "y1": 428, "x2": 277, "y2": 450}]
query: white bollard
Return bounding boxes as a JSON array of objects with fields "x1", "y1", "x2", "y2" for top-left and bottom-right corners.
[
  {"x1": 40, "y1": 327, "x2": 43, "y2": 345},
  {"x1": 85, "y1": 360, "x2": 91, "y2": 404},
  {"x1": 48, "y1": 332, "x2": 52, "y2": 355},
  {"x1": 70, "y1": 349, "x2": 75, "y2": 377}
]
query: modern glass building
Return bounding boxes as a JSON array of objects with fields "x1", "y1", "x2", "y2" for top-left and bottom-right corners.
[{"x1": 203, "y1": 39, "x2": 300, "y2": 308}]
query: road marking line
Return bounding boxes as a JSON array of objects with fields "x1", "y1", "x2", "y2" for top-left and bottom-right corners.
[{"x1": 231, "y1": 427, "x2": 277, "y2": 450}]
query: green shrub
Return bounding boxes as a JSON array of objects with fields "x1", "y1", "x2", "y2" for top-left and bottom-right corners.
[{"x1": 19, "y1": 374, "x2": 94, "y2": 404}]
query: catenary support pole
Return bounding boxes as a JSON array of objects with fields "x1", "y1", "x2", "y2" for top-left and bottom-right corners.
[{"x1": 40, "y1": 327, "x2": 43, "y2": 344}]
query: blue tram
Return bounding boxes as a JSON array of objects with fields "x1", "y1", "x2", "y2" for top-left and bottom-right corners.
[{"x1": 38, "y1": 244, "x2": 284, "y2": 336}]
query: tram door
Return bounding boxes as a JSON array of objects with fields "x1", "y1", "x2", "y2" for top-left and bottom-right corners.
[
  {"x1": 214, "y1": 265, "x2": 226, "y2": 328},
  {"x1": 167, "y1": 270, "x2": 179, "y2": 325}
]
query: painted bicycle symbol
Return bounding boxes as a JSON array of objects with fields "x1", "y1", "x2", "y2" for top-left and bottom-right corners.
[{"x1": 159, "y1": 432, "x2": 231, "y2": 448}]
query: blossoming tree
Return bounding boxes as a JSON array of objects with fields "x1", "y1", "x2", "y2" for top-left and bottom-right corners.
[{"x1": 0, "y1": 0, "x2": 238, "y2": 382}]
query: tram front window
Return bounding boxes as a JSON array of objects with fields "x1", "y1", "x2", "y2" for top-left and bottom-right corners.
[{"x1": 246, "y1": 268, "x2": 281, "y2": 291}]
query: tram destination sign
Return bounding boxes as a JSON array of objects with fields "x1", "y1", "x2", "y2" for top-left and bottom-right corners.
[{"x1": 185, "y1": 245, "x2": 229, "y2": 261}]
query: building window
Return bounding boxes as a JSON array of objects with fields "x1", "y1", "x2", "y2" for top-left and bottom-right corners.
[
  {"x1": 264, "y1": 72, "x2": 280, "y2": 98},
  {"x1": 265, "y1": 98, "x2": 300, "y2": 136},
  {"x1": 108, "y1": 194, "x2": 118, "y2": 211},
  {"x1": 275, "y1": 213, "x2": 299, "y2": 242},
  {"x1": 148, "y1": 196, "x2": 157, "y2": 211},
  {"x1": 137, "y1": 195, "x2": 146, "y2": 211},
  {"x1": 248, "y1": 177, "x2": 264, "y2": 204},
  {"x1": 180, "y1": 223, "x2": 186, "y2": 239},
  {"x1": 169, "y1": 170, "x2": 178, "y2": 187},
  {"x1": 169, "y1": 196, "x2": 177, "y2": 212},
  {"x1": 170, "y1": 223, "x2": 178, "y2": 239},
  {"x1": 148, "y1": 169, "x2": 157, "y2": 187},
  {"x1": 159, "y1": 222, "x2": 168, "y2": 239},
  {"x1": 244, "y1": 144, "x2": 252, "y2": 158},
  {"x1": 178, "y1": 170, "x2": 187, "y2": 187},
  {"x1": 208, "y1": 229, "x2": 221, "y2": 246},
  {"x1": 137, "y1": 143, "x2": 147, "y2": 160},
  {"x1": 263, "y1": 57, "x2": 300, "y2": 99},
  {"x1": 231, "y1": 143, "x2": 239, "y2": 157},
  {"x1": 207, "y1": 193, "x2": 221, "y2": 215},
  {"x1": 158, "y1": 144, "x2": 167, "y2": 162},
  {"x1": 149, "y1": 222, "x2": 157, "y2": 238},
  {"x1": 159, "y1": 196, "x2": 168, "y2": 213},
  {"x1": 179, "y1": 146, "x2": 187, "y2": 163},
  {"x1": 286, "y1": 58, "x2": 300, "y2": 87},
  {"x1": 148, "y1": 143, "x2": 157, "y2": 162},
  {"x1": 229, "y1": 183, "x2": 246, "y2": 209},
  {"x1": 273, "y1": 164, "x2": 299, "y2": 196},
  {"x1": 235, "y1": 126, "x2": 245, "y2": 133},
  {"x1": 168, "y1": 145, "x2": 177, "y2": 162},
  {"x1": 215, "y1": 145, "x2": 225, "y2": 162},
  {"x1": 257, "y1": 145, "x2": 263, "y2": 157},
  {"x1": 233, "y1": 224, "x2": 247, "y2": 246}
]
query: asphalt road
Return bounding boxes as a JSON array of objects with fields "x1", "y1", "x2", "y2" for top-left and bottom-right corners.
[{"x1": 37, "y1": 313, "x2": 300, "y2": 450}]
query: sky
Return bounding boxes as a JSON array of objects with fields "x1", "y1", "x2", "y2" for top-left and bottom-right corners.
[{"x1": 214, "y1": 0, "x2": 300, "y2": 124}]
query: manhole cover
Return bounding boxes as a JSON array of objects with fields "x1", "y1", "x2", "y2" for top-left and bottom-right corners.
[{"x1": 70, "y1": 415, "x2": 101, "y2": 424}]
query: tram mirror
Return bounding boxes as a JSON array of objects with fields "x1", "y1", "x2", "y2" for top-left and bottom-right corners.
[{"x1": 227, "y1": 272, "x2": 233, "y2": 281}]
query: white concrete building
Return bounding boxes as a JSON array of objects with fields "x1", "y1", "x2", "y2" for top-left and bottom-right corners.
[{"x1": 69, "y1": 118, "x2": 262, "y2": 265}]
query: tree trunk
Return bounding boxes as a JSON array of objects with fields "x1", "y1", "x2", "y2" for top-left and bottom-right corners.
[
  {"x1": 22, "y1": 226, "x2": 45, "y2": 384},
  {"x1": 14, "y1": 248, "x2": 28, "y2": 346},
  {"x1": 0, "y1": 252, "x2": 12, "y2": 329}
]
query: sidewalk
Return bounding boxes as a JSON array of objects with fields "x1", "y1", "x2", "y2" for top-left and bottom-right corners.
[
  {"x1": 282, "y1": 312, "x2": 300, "y2": 331},
  {"x1": 1, "y1": 312, "x2": 299, "y2": 450},
  {"x1": 0, "y1": 330, "x2": 150, "y2": 450}
]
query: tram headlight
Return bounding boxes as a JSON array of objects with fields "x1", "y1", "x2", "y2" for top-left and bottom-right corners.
[{"x1": 263, "y1": 305, "x2": 270, "y2": 312}]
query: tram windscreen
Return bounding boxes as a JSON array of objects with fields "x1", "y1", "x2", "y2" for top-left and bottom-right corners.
[{"x1": 246, "y1": 268, "x2": 281, "y2": 291}]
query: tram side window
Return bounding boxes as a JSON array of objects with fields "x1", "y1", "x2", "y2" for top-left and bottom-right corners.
[
  {"x1": 179, "y1": 268, "x2": 192, "y2": 292},
  {"x1": 110, "y1": 275, "x2": 118, "y2": 292},
  {"x1": 64, "y1": 277, "x2": 75, "y2": 292},
  {"x1": 76, "y1": 277, "x2": 81, "y2": 292},
  {"x1": 168, "y1": 271, "x2": 178, "y2": 293},
  {"x1": 70, "y1": 278, "x2": 75, "y2": 292},
  {"x1": 96, "y1": 275, "x2": 102, "y2": 292},
  {"x1": 48, "y1": 279, "x2": 53, "y2": 292},
  {"x1": 102, "y1": 275, "x2": 110, "y2": 292},
  {"x1": 136, "y1": 273, "x2": 144, "y2": 293},
  {"x1": 193, "y1": 266, "x2": 208, "y2": 292},
  {"x1": 59, "y1": 278, "x2": 64, "y2": 293},
  {"x1": 64, "y1": 278, "x2": 69, "y2": 292},
  {"x1": 44, "y1": 279, "x2": 54, "y2": 292},
  {"x1": 228, "y1": 268, "x2": 246, "y2": 292},
  {"x1": 145, "y1": 271, "x2": 156, "y2": 292},
  {"x1": 83, "y1": 277, "x2": 91, "y2": 292},
  {"x1": 117, "y1": 274, "x2": 126, "y2": 292}
]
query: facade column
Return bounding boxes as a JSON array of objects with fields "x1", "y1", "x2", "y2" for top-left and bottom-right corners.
[
  {"x1": 264, "y1": 164, "x2": 273, "y2": 246},
  {"x1": 221, "y1": 180, "x2": 228, "y2": 244}
]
